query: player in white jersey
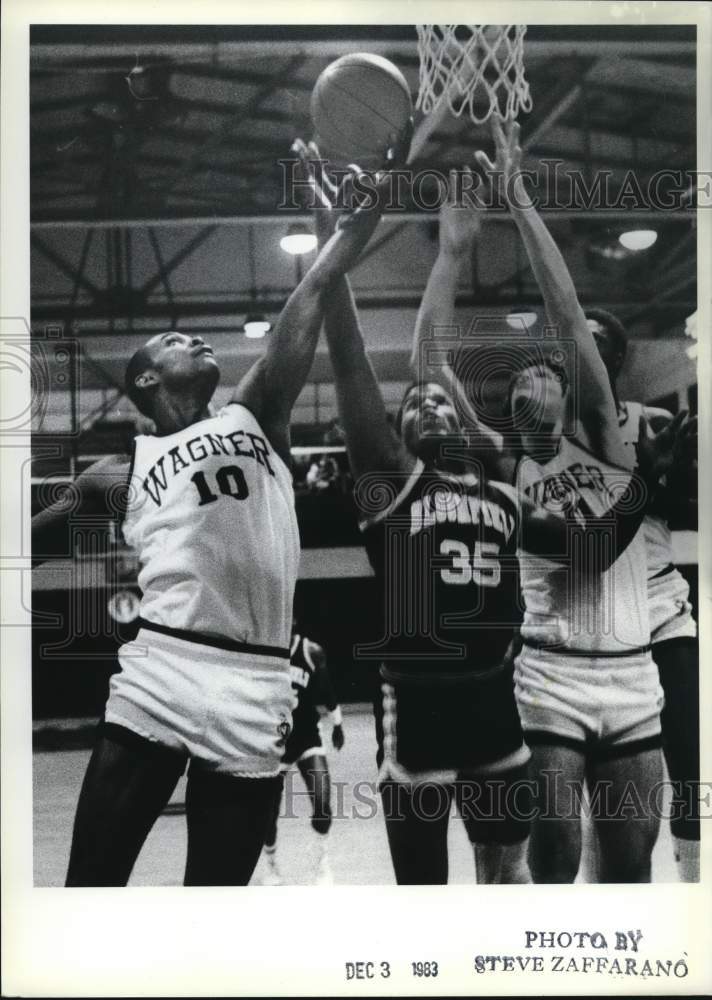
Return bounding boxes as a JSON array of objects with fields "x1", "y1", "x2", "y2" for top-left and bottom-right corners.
[
  {"x1": 589, "y1": 308, "x2": 699, "y2": 881},
  {"x1": 475, "y1": 118, "x2": 693, "y2": 882},
  {"x1": 31, "y1": 145, "x2": 407, "y2": 885}
]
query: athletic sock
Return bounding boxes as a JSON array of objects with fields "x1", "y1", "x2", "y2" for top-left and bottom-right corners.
[
  {"x1": 313, "y1": 832, "x2": 333, "y2": 884},
  {"x1": 261, "y1": 842, "x2": 283, "y2": 885},
  {"x1": 673, "y1": 836, "x2": 699, "y2": 883}
]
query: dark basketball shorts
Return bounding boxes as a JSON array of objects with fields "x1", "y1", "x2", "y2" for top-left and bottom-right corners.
[{"x1": 374, "y1": 663, "x2": 530, "y2": 783}]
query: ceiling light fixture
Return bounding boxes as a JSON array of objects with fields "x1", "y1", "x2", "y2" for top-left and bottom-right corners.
[
  {"x1": 618, "y1": 229, "x2": 658, "y2": 251},
  {"x1": 243, "y1": 313, "x2": 271, "y2": 338},
  {"x1": 506, "y1": 312, "x2": 538, "y2": 330},
  {"x1": 280, "y1": 222, "x2": 318, "y2": 255}
]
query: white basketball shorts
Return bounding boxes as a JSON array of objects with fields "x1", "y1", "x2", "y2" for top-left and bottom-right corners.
[
  {"x1": 648, "y1": 567, "x2": 697, "y2": 645},
  {"x1": 514, "y1": 644, "x2": 664, "y2": 748},
  {"x1": 105, "y1": 625, "x2": 295, "y2": 777}
]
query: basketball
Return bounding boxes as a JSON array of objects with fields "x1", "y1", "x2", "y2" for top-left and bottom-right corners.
[{"x1": 310, "y1": 53, "x2": 412, "y2": 169}]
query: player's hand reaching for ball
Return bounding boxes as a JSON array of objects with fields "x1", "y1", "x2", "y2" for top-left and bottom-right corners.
[
  {"x1": 291, "y1": 138, "x2": 339, "y2": 246},
  {"x1": 332, "y1": 723, "x2": 345, "y2": 751}
]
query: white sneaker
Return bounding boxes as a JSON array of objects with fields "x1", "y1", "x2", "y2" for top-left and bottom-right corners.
[
  {"x1": 314, "y1": 852, "x2": 334, "y2": 886},
  {"x1": 262, "y1": 855, "x2": 284, "y2": 886}
]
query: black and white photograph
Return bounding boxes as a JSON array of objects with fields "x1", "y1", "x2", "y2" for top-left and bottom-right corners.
[{"x1": 2, "y1": 1, "x2": 711, "y2": 995}]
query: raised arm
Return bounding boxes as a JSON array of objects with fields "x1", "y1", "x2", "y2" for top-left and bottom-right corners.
[
  {"x1": 231, "y1": 141, "x2": 409, "y2": 466},
  {"x1": 290, "y1": 143, "x2": 414, "y2": 484},
  {"x1": 412, "y1": 170, "x2": 517, "y2": 483},
  {"x1": 323, "y1": 275, "x2": 413, "y2": 482},
  {"x1": 476, "y1": 118, "x2": 628, "y2": 469},
  {"x1": 410, "y1": 169, "x2": 479, "y2": 374}
]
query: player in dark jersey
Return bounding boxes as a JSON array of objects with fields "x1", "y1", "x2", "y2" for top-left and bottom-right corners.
[
  {"x1": 296, "y1": 141, "x2": 674, "y2": 884},
  {"x1": 262, "y1": 627, "x2": 344, "y2": 885},
  {"x1": 30, "y1": 144, "x2": 408, "y2": 887}
]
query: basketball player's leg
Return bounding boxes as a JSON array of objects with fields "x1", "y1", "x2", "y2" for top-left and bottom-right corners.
[
  {"x1": 654, "y1": 636, "x2": 700, "y2": 879},
  {"x1": 379, "y1": 780, "x2": 454, "y2": 884},
  {"x1": 456, "y1": 765, "x2": 533, "y2": 883},
  {"x1": 587, "y1": 744, "x2": 663, "y2": 883},
  {"x1": 66, "y1": 723, "x2": 186, "y2": 887},
  {"x1": 297, "y1": 753, "x2": 332, "y2": 834},
  {"x1": 183, "y1": 765, "x2": 281, "y2": 886},
  {"x1": 263, "y1": 771, "x2": 286, "y2": 849},
  {"x1": 297, "y1": 752, "x2": 334, "y2": 883},
  {"x1": 525, "y1": 739, "x2": 587, "y2": 884},
  {"x1": 473, "y1": 841, "x2": 532, "y2": 883},
  {"x1": 260, "y1": 769, "x2": 287, "y2": 884}
]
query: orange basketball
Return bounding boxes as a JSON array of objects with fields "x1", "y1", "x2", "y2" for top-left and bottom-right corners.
[{"x1": 311, "y1": 53, "x2": 412, "y2": 169}]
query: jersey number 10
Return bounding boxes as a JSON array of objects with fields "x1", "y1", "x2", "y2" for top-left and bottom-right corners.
[
  {"x1": 439, "y1": 539, "x2": 501, "y2": 586},
  {"x1": 190, "y1": 465, "x2": 249, "y2": 505}
]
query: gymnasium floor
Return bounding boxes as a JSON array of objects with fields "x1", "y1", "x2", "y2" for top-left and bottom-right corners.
[{"x1": 33, "y1": 706, "x2": 678, "y2": 887}]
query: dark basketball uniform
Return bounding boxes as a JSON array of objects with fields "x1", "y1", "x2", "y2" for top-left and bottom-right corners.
[
  {"x1": 360, "y1": 458, "x2": 527, "y2": 779},
  {"x1": 282, "y1": 633, "x2": 330, "y2": 766}
]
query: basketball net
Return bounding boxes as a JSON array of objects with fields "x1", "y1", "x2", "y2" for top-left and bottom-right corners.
[{"x1": 416, "y1": 25, "x2": 532, "y2": 126}]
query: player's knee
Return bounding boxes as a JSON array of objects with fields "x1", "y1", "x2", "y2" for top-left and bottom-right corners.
[
  {"x1": 530, "y1": 854, "x2": 579, "y2": 883},
  {"x1": 598, "y1": 818, "x2": 658, "y2": 882},
  {"x1": 600, "y1": 853, "x2": 652, "y2": 883},
  {"x1": 499, "y1": 839, "x2": 532, "y2": 884},
  {"x1": 529, "y1": 821, "x2": 580, "y2": 883}
]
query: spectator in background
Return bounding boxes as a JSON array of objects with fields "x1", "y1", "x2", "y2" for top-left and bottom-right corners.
[
  {"x1": 323, "y1": 417, "x2": 346, "y2": 446},
  {"x1": 306, "y1": 453, "x2": 340, "y2": 492}
]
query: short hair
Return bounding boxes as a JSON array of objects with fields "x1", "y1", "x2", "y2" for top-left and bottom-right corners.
[
  {"x1": 124, "y1": 346, "x2": 156, "y2": 418},
  {"x1": 584, "y1": 307, "x2": 628, "y2": 360}
]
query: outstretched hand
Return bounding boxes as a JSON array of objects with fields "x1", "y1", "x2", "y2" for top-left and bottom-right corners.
[
  {"x1": 291, "y1": 138, "x2": 339, "y2": 245},
  {"x1": 291, "y1": 122, "x2": 413, "y2": 247},
  {"x1": 636, "y1": 410, "x2": 694, "y2": 486},
  {"x1": 474, "y1": 116, "x2": 528, "y2": 208}
]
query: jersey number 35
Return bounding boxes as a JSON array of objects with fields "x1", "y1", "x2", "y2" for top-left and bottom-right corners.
[{"x1": 439, "y1": 539, "x2": 501, "y2": 587}]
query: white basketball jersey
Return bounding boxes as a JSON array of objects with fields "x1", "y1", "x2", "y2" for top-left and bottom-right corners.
[
  {"x1": 122, "y1": 403, "x2": 299, "y2": 650},
  {"x1": 516, "y1": 436, "x2": 650, "y2": 653},
  {"x1": 618, "y1": 401, "x2": 674, "y2": 577}
]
